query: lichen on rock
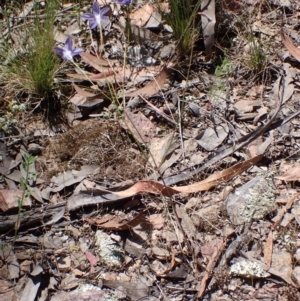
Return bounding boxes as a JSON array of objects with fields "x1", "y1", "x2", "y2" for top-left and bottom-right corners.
[
  {"x1": 95, "y1": 230, "x2": 125, "y2": 269},
  {"x1": 226, "y1": 172, "x2": 277, "y2": 225}
]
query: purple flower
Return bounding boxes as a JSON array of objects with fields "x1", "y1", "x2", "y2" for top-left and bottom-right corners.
[
  {"x1": 53, "y1": 36, "x2": 83, "y2": 60},
  {"x1": 115, "y1": 0, "x2": 131, "y2": 5},
  {"x1": 81, "y1": 2, "x2": 110, "y2": 30}
]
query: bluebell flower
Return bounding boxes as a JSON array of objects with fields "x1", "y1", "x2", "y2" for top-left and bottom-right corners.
[
  {"x1": 53, "y1": 36, "x2": 84, "y2": 60},
  {"x1": 81, "y1": 2, "x2": 110, "y2": 30},
  {"x1": 115, "y1": 0, "x2": 132, "y2": 5}
]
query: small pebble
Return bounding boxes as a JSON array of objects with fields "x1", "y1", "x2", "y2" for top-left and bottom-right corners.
[
  {"x1": 28, "y1": 143, "x2": 42, "y2": 155},
  {"x1": 163, "y1": 102, "x2": 176, "y2": 114}
]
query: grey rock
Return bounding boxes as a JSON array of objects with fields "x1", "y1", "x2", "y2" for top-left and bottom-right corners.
[
  {"x1": 127, "y1": 96, "x2": 141, "y2": 110},
  {"x1": 188, "y1": 102, "x2": 201, "y2": 117},
  {"x1": 28, "y1": 143, "x2": 42, "y2": 155},
  {"x1": 163, "y1": 102, "x2": 176, "y2": 114},
  {"x1": 95, "y1": 230, "x2": 124, "y2": 268},
  {"x1": 195, "y1": 124, "x2": 229, "y2": 151},
  {"x1": 230, "y1": 260, "x2": 270, "y2": 278},
  {"x1": 159, "y1": 44, "x2": 175, "y2": 59},
  {"x1": 227, "y1": 173, "x2": 277, "y2": 225}
]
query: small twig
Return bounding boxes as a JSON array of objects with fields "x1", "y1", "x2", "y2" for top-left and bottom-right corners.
[
  {"x1": 177, "y1": 96, "x2": 186, "y2": 163},
  {"x1": 140, "y1": 95, "x2": 177, "y2": 126}
]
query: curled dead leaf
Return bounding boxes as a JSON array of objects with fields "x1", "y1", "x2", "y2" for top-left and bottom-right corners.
[{"x1": 89, "y1": 155, "x2": 263, "y2": 199}]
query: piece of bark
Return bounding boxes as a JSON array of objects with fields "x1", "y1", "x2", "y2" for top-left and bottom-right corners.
[{"x1": 0, "y1": 202, "x2": 65, "y2": 233}]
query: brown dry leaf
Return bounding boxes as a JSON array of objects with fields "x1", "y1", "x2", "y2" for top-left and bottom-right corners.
[
  {"x1": 264, "y1": 230, "x2": 273, "y2": 269},
  {"x1": 176, "y1": 205, "x2": 197, "y2": 240},
  {"x1": 234, "y1": 99, "x2": 257, "y2": 113},
  {"x1": 97, "y1": 155, "x2": 263, "y2": 198},
  {"x1": 130, "y1": 24, "x2": 164, "y2": 42},
  {"x1": 69, "y1": 65, "x2": 163, "y2": 88},
  {"x1": 72, "y1": 83, "x2": 97, "y2": 97},
  {"x1": 67, "y1": 70, "x2": 115, "y2": 82},
  {"x1": 177, "y1": 155, "x2": 263, "y2": 193},
  {"x1": 0, "y1": 189, "x2": 31, "y2": 212},
  {"x1": 123, "y1": 109, "x2": 156, "y2": 144},
  {"x1": 155, "y1": 2, "x2": 170, "y2": 13},
  {"x1": 83, "y1": 212, "x2": 147, "y2": 230},
  {"x1": 282, "y1": 31, "x2": 300, "y2": 62},
  {"x1": 149, "y1": 214, "x2": 165, "y2": 229},
  {"x1": 247, "y1": 136, "x2": 263, "y2": 157},
  {"x1": 130, "y1": 4, "x2": 153, "y2": 26},
  {"x1": 85, "y1": 250, "x2": 98, "y2": 266},
  {"x1": 0, "y1": 243, "x2": 19, "y2": 280},
  {"x1": 125, "y1": 66, "x2": 168, "y2": 97},
  {"x1": 281, "y1": 63, "x2": 296, "y2": 104},
  {"x1": 276, "y1": 166, "x2": 300, "y2": 181},
  {"x1": 198, "y1": 238, "x2": 224, "y2": 298},
  {"x1": 200, "y1": 0, "x2": 216, "y2": 59},
  {"x1": 272, "y1": 193, "x2": 299, "y2": 229},
  {"x1": 68, "y1": 94, "x2": 84, "y2": 107},
  {"x1": 157, "y1": 252, "x2": 176, "y2": 276},
  {"x1": 80, "y1": 52, "x2": 109, "y2": 70},
  {"x1": 148, "y1": 132, "x2": 178, "y2": 168}
]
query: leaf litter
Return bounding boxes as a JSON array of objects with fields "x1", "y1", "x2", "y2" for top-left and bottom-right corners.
[{"x1": 2, "y1": 1, "x2": 300, "y2": 301}]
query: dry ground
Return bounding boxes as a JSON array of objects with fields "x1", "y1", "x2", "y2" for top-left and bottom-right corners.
[{"x1": 1, "y1": 0, "x2": 300, "y2": 300}]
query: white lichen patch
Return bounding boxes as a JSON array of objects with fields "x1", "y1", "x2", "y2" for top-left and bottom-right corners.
[
  {"x1": 75, "y1": 284, "x2": 102, "y2": 292},
  {"x1": 95, "y1": 230, "x2": 124, "y2": 269},
  {"x1": 227, "y1": 173, "x2": 277, "y2": 225},
  {"x1": 230, "y1": 260, "x2": 270, "y2": 278}
]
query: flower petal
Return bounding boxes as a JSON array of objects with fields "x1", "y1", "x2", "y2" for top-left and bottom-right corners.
[
  {"x1": 53, "y1": 46, "x2": 65, "y2": 59},
  {"x1": 100, "y1": 7, "x2": 110, "y2": 17},
  {"x1": 92, "y1": 1, "x2": 100, "y2": 17},
  {"x1": 89, "y1": 19, "x2": 98, "y2": 29},
  {"x1": 72, "y1": 48, "x2": 84, "y2": 56},
  {"x1": 65, "y1": 36, "x2": 73, "y2": 52},
  {"x1": 81, "y1": 13, "x2": 94, "y2": 21},
  {"x1": 115, "y1": 0, "x2": 131, "y2": 5}
]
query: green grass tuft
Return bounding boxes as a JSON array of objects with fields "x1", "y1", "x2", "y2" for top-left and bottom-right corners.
[
  {"x1": 160, "y1": 0, "x2": 202, "y2": 54},
  {"x1": 246, "y1": 35, "x2": 267, "y2": 74},
  {"x1": 0, "y1": 0, "x2": 59, "y2": 96}
]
